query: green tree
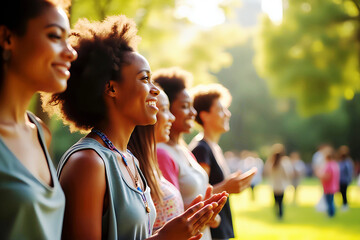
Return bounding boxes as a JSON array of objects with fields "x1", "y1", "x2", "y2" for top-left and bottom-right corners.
[{"x1": 254, "y1": 0, "x2": 360, "y2": 115}]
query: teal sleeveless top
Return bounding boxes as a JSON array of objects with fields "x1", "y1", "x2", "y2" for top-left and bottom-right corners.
[
  {"x1": 57, "y1": 138, "x2": 156, "y2": 240},
  {"x1": 0, "y1": 112, "x2": 65, "y2": 240}
]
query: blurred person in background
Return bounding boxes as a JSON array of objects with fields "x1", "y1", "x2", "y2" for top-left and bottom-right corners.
[
  {"x1": 337, "y1": 145, "x2": 354, "y2": 211},
  {"x1": 289, "y1": 151, "x2": 306, "y2": 203},
  {"x1": 312, "y1": 144, "x2": 331, "y2": 212},
  {"x1": 224, "y1": 150, "x2": 241, "y2": 174},
  {"x1": 316, "y1": 146, "x2": 339, "y2": 217},
  {"x1": 264, "y1": 144, "x2": 294, "y2": 219},
  {"x1": 238, "y1": 151, "x2": 264, "y2": 201},
  {"x1": 190, "y1": 83, "x2": 256, "y2": 240}
]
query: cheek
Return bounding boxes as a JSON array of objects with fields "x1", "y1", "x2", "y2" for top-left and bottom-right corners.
[{"x1": 156, "y1": 113, "x2": 166, "y2": 128}]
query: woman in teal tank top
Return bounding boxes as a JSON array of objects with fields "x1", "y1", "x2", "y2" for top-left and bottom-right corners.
[
  {"x1": 43, "y1": 15, "x2": 222, "y2": 240},
  {"x1": 0, "y1": 1, "x2": 77, "y2": 239}
]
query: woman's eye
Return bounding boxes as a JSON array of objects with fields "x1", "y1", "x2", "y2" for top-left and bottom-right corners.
[
  {"x1": 48, "y1": 33, "x2": 61, "y2": 40},
  {"x1": 141, "y1": 76, "x2": 149, "y2": 82}
]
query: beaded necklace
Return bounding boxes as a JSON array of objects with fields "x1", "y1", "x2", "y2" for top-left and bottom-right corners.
[{"x1": 91, "y1": 129, "x2": 151, "y2": 234}]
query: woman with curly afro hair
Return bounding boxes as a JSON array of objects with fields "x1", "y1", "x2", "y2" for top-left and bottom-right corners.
[
  {"x1": 0, "y1": 0, "x2": 77, "y2": 239},
  {"x1": 43, "y1": 15, "x2": 220, "y2": 240}
]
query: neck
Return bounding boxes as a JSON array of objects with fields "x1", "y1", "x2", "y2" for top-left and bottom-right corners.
[
  {"x1": 0, "y1": 74, "x2": 36, "y2": 124},
  {"x1": 203, "y1": 128, "x2": 221, "y2": 143},
  {"x1": 95, "y1": 119, "x2": 135, "y2": 153},
  {"x1": 168, "y1": 130, "x2": 182, "y2": 146}
]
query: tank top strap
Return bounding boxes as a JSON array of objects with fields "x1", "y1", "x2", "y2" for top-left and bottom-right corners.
[{"x1": 26, "y1": 111, "x2": 47, "y2": 151}]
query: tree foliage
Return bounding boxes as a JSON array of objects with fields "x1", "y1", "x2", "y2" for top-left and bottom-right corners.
[
  {"x1": 44, "y1": 0, "x2": 246, "y2": 164},
  {"x1": 69, "y1": 0, "x2": 245, "y2": 85},
  {"x1": 254, "y1": 0, "x2": 360, "y2": 116}
]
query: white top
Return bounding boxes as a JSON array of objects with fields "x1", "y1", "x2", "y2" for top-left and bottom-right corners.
[
  {"x1": 267, "y1": 157, "x2": 294, "y2": 194},
  {"x1": 157, "y1": 142, "x2": 212, "y2": 240}
]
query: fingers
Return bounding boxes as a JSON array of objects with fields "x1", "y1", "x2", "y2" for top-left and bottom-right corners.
[
  {"x1": 204, "y1": 185, "x2": 213, "y2": 200},
  {"x1": 189, "y1": 206, "x2": 214, "y2": 233},
  {"x1": 188, "y1": 232, "x2": 203, "y2": 240},
  {"x1": 182, "y1": 202, "x2": 205, "y2": 219},
  {"x1": 214, "y1": 195, "x2": 228, "y2": 214},
  {"x1": 239, "y1": 167, "x2": 257, "y2": 180},
  {"x1": 203, "y1": 191, "x2": 227, "y2": 206},
  {"x1": 188, "y1": 194, "x2": 203, "y2": 208},
  {"x1": 209, "y1": 195, "x2": 228, "y2": 222}
]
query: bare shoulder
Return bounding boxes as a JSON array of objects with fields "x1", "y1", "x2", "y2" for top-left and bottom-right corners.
[
  {"x1": 59, "y1": 149, "x2": 106, "y2": 187},
  {"x1": 62, "y1": 149, "x2": 105, "y2": 175}
]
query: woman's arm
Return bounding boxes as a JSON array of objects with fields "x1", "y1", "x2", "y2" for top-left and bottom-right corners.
[
  {"x1": 148, "y1": 191, "x2": 228, "y2": 240},
  {"x1": 59, "y1": 150, "x2": 106, "y2": 240}
]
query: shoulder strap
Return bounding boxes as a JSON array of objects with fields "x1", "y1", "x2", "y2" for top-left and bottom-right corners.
[
  {"x1": 27, "y1": 111, "x2": 47, "y2": 147},
  {"x1": 57, "y1": 139, "x2": 109, "y2": 177}
]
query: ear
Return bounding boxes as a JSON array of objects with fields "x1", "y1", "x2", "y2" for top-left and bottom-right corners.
[
  {"x1": 104, "y1": 80, "x2": 117, "y2": 97},
  {"x1": 0, "y1": 26, "x2": 13, "y2": 50},
  {"x1": 199, "y1": 111, "x2": 210, "y2": 125}
]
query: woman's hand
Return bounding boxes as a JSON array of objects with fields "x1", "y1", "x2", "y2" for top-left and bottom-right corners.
[
  {"x1": 223, "y1": 167, "x2": 257, "y2": 194},
  {"x1": 187, "y1": 186, "x2": 229, "y2": 229},
  {"x1": 150, "y1": 201, "x2": 216, "y2": 240}
]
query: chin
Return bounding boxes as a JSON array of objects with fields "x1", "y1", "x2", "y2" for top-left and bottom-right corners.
[
  {"x1": 144, "y1": 116, "x2": 157, "y2": 125},
  {"x1": 43, "y1": 80, "x2": 67, "y2": 93}
]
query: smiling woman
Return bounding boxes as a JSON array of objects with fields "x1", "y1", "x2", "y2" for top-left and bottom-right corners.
[
  {"x1": 42, "y1": 14, "x2": 223, "y2": 240},
  {"x1": 0, "y1": 0, "x2": 77, "y2": 239}
]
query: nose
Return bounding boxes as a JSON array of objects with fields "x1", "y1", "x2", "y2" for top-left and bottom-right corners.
[
  {"x1": 169, "y1": 111, "x2": 175, "y2": 123},
  {"x1": 62, "y1": 42, "x2": 78, "y2": 62},
  {"x1": 190, "y1": 106, "x2": 197, "y2": 117},
  {"x1": 150, "y1": 83, "x2": 160, "y2": 96},
  {"x1": 225, "y1": 108, "x2": 231, "y2": 117}
]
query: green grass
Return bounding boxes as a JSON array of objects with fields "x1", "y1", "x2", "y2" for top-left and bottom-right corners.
[{"x1": 229, "y1": 178, "x2": 360, "y2": 240}]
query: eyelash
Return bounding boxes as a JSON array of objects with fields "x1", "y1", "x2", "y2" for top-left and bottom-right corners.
[{"x1": 48, "y1": 33, "x2": 61, "y2": 40}]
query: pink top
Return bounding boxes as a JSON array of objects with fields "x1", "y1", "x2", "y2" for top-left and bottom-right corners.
[
  {"x1": 157, "y1": 148, "x2": 180, "y2": 189},
  {"x1": 152, "y1": 177, "x2": 184, "y2": 232},
  {"x1": 322, "y1": 160, "x2": 340, "y2": 194}
]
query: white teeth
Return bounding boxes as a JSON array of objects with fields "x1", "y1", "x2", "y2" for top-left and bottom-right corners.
[{"x1": 147, "y1": 101, "x2": 156, "y2": 107}]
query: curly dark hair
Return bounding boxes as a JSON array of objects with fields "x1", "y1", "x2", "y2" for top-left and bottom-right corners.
[
  {"x1": 152, "y1": 67, "x2": 193, "y2": 106},
  {"x1": 190, "y1": 83, "x2": 232, "y2": 126},
  {"x1": 42, "y1": 15, "x2": 141, "y2": 132},
  {"x1": 0, "y1": 0, "x2": 71, "y2": 92}
]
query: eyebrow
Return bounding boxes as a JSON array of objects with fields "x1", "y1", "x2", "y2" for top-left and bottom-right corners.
[
  {"x1": 44, "y1": 23, "x2": 66, "y2": 33},
  {"x1": 137, "y1": 70, "x2": 151, "y2": 75}
]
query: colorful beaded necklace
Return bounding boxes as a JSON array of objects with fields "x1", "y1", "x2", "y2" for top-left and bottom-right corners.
[{"x1": 91, "y1": 129, "x2": 151, "y2": 234}]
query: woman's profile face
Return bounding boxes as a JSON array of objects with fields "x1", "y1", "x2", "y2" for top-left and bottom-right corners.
[
  {"x1": 115, "y1": 52, "x2": 160, "y2": 126},
  {"x1": 204, "y1": 98, "x2": 231, "y2": 134},
  {"x1": 170, "y1": 89, "x2": 196, "y2": 134},
  {"x1": 155, "y1": 91, "x2": 175, "y2": 143},
  {"x1": 6, "y1": 6, "x2": 77, "y2": 93}
]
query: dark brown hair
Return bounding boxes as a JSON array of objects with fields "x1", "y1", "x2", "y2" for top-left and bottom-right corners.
[
  {"x1": 191, "y1": 83, "x2": 232, "y2": 126},
  {"x1": 128, "y1": 125, "x2": 163, "y2": 203},
  {"x1": 152, "y1": 67, "x2": 193, "y2": 106},
  {"x1": 42, "y1": 15, "x2": 141, "y2": 132}
]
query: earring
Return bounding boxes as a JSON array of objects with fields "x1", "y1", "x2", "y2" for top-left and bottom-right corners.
[{"x1": 2, "y1": 49, "x2": 11, "y2": 62}]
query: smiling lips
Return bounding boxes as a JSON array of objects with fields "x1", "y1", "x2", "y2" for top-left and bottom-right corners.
[
  {"x1": 146, "y1": 100, "x2": 159, "y2": 113},
  {"x1": 53, "y1": 62, "x2": 71, "y2": 78}
]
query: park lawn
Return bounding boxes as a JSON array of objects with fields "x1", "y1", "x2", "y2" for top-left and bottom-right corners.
[{"x1": 229, "y1": 178, "x2": 360, "y2": 240}]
